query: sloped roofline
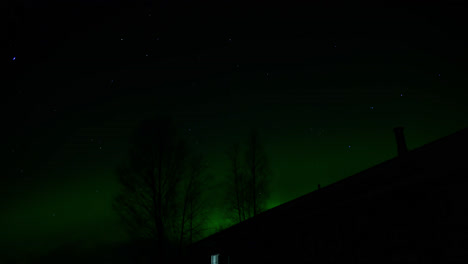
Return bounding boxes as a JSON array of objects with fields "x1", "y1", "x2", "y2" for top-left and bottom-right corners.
[{"x1": 190, "y1": 126, "x2": 468, "y2": 247}]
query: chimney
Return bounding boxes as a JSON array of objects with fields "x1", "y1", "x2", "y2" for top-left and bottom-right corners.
[{"x1": 393, "y1": 126, "x2": 408, "y2": 157}]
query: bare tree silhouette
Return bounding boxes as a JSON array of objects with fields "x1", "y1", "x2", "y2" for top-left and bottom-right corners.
[
  {"x1": 177, "y1": 153, "x2": 211, "y2": 254},
  {"x1": 225, "y1": 129, "x2": 272, "y2": 224},
  {"x1": 245, "y1": 129, "x2": 271, "y2": 217},
  {"x1": 225, "y1": 142, "x2": 248, "y2": 223},
  {"x1": 112, "y1": 116, "x2": 209, "y2": 263}
]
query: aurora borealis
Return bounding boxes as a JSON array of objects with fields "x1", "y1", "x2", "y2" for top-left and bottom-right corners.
[{"x1": 4, "y1": 0, "x2": 468, "y2": 262}]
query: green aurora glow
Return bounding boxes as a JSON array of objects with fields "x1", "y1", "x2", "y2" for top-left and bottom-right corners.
[{"x1": 4, "y1": 1, "x2": 467, "y2": 262}]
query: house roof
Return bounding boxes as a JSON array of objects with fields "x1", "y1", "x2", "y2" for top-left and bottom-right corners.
[{"x1": 190, "y1": 126, "x2": 468, "y2": 248}]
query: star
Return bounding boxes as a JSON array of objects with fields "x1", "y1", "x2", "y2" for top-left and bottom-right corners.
[
  {"x1": 99, "y1": 146, "x2": 102, "y2": 150},
  {"x1": 12, "y1": 57, "x2": 16, "y2": 61},
  {"x1": 121, "y1": 38, "x2": 124, "y2": 41},
  {"x1": 370, "y1": 106, "x2": 374, "y2": 110}
]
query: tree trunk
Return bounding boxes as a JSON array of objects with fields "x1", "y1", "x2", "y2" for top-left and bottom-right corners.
[
  {"x1": 179, "y1": 194, "x2": 187, "y2": 254},
  {"x1": 157, "y1": 139, "x2": 166, "y2": 264},
  {"x1": 190, "y1": 199, "x2": 193, "y2": 244},
  {"x1": 252, "y1": 136, "x2": 256, "y2": 216},
  {"x1": 234, "y1": 167, "x2": 242, "y2": 223}
]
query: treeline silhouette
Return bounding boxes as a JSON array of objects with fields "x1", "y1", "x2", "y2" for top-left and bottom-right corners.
[{"x1": 112, "y1": 116, "x2": 272, "y2": 264}]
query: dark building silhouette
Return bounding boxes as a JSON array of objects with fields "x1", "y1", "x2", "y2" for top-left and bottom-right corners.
[{"x1": 185, "y1": 127, "x2": 468, "y2": 264}]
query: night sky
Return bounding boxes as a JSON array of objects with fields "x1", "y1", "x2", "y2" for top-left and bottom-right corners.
[{"x1": 4, "y1": 0, "x2": 468, "y2": 261}]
